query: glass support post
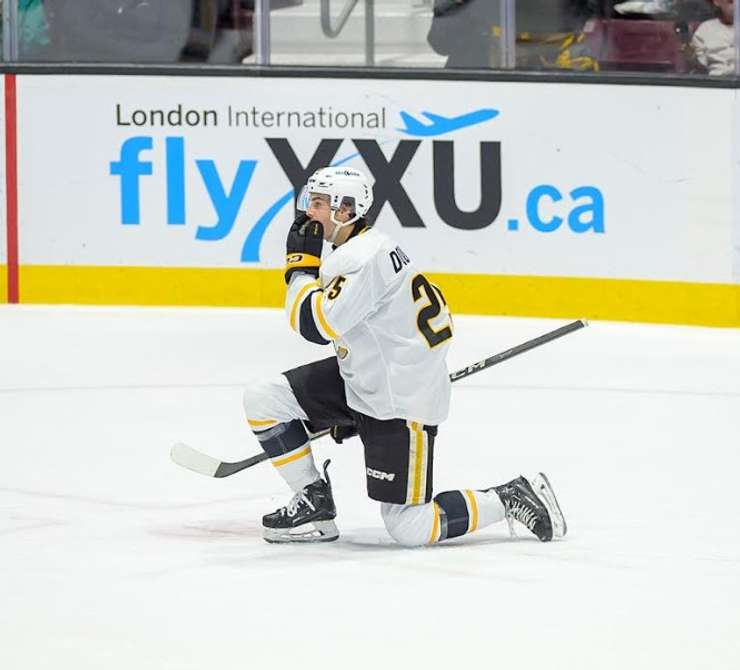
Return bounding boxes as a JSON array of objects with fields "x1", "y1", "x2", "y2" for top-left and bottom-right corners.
[
  {"x1": 3, "y1": 0, "x2": 19, "y2": 61},
  {"x1": 735, "y1": 0, "x2": 740, "y2": 75},
  {"x1": 500, "y1": 0, "x2": 516, "y2": 69},
  {"x1": 365, "y1": 0, "x2": 375, "y2": 67},
  {"x1": 255, "y1": 0, "x2": 272, "y2": 65}
]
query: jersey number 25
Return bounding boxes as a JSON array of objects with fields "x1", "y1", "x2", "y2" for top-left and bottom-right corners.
[{"x1": 412, "y1": 274, "x2": 453, "y2": 349}]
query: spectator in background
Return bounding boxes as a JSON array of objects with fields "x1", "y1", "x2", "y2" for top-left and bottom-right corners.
[
  {"x1": 16, "y1": 0, "x2": 50, "y2": 59},
  {"x1": 21, "y1": 1, "x2": 254, "y2": 64},
  {"x1": 41, "y1": 0, "x2": 193, "y2": 62},
  {"x1": 426, "y1": 0, "x2": 498, "y2": 68},
  {"x1": 427, "y1": 0, "x2": 600, "y2": 70},
  {"x1": 613, "y1": 0, "x2": 676, "y2": 16},
  {"x1": 690, "y1": 0, "x2": 735, "y2": 75},
  {"x1": 613, "y1": 0, "x2": 716, "y2": 19},
  {"x1": 516, "y1": 0, "x2": 600, "y2": 70}
]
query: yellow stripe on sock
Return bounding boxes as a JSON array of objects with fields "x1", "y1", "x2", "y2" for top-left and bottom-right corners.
[
  {"x1": 428, "y1": 502, "x2": 441, "y2": 544},
  {"x1": 464, "y1": 490, "x2": 479, "y2": 533},
  {"x1": 247, "y1": 418, "x2": 278, "y2": 428},
  {"x1": 271, "y1": 445, "x2": 311, "y2": 468}
]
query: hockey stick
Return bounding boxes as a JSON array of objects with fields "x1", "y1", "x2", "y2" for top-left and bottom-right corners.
[{"x1": 171, "y1": 319, "x2": 587, "y2": 478}]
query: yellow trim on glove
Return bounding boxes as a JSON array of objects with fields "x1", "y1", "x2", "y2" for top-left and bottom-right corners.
[{"x1": 285, "y1": 253, "x2": 321, "y2": 271}]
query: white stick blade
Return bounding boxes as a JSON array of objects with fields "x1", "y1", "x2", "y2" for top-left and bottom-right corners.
[{"x1": 170, "y1": 442, "x2": 220, "y2": 477}]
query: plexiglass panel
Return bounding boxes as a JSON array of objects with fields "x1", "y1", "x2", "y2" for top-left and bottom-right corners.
[
  {"x1": 571, "y1": 0, "x2": 735, "y2": 76},
  {"x1": 257, "y1": 0, "x2": 364, "y2": 66},
  {"x1": 2, "y1": 0, "x2": 737, "y2": 77},
  {"x1": 430, "y1": 0, "x2": 737, "y2": 77},
  {"x1": 10, "y1": 1, "x2": 254, "y2": 64}
]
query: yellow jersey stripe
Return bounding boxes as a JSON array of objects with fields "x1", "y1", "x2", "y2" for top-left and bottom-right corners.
[
  {"x1": 271, "y1": 445, "x2": 311, "y2": 468},
  {"x1": 412, "y1": 422, "x2": 425, "y2": 505},
  {"x1": 315, "y1": 295, "x2": 338, "y2": 340},
  {"x1": 247, "y1": 418, "x2": 278, "y2": 428},
  {"x1": 289, "y1": 279, "x2": 319, "y2": 332},
  {"x1": 285, "y1": 253, "x2": 321, "y2": 269},
  {"x1": 464, "y1": 489, "x2": 479, "y2": 533},
  {"x1": 428, "y1": 502, "x2": 441, "y2": 544},
  {"x1": 310, "y1": 292, "x2": 332, "y2": 342}
]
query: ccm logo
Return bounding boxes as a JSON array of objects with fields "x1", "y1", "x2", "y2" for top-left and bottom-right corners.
[
  {"x1": 366, "y1": 467, "x2": 395, "y2": 482},
  {"x1": 287, "y1": 254, "x2": 304, "y2": 263}
]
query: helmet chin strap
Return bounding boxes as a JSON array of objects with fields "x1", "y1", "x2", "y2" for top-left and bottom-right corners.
[{"x1": 328, "y1": 210, "x2": 360, "y2": 244}]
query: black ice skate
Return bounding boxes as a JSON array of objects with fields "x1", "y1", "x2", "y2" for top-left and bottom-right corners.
[
  {"x1": 262, "y1": 460, "x2": 339, "y2": 543},
  {"x1": 490, "y1": 473, "x2": 567, "y2": 542}
]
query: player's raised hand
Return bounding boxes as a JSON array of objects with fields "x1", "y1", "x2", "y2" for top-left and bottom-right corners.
[{"x1": 285, "y1": 213, "x2": 324, "y2": 284}]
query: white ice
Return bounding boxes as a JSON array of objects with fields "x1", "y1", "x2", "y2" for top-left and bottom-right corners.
[{"x1": 1, "y1": 306, "x2": 739, "y2": 670}]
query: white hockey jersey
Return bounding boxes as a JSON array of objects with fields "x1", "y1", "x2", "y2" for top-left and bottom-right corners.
[{"x1": 285, "y1": 227, "x2": 452, "y2": 425}]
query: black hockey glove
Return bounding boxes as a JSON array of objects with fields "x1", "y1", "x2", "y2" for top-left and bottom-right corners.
[
  {"x1": 330, "y1": 424, "x2": 358, "y2": 444},
  {"x1": 285, "y1": 213, "x2": 324, "y2": 284}
]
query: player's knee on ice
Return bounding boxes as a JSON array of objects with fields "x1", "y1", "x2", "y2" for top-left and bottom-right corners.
[{"x1": 381, "y1": 502, "x2": 435, "y2": 547}]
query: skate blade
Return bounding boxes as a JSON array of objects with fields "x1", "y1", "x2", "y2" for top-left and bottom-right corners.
[
  {"x1": 263, "y1": 519, "x2": 339, "y2": 544},
  {"x1": 531, "y1": 472, "x2": 567, "y2": 539}
]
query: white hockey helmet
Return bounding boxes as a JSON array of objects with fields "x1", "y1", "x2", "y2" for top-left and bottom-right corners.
[{"x1": 297, "y1": 166, "x2": 374, "y2": 229}]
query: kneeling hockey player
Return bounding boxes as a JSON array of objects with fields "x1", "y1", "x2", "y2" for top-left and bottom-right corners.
[{"x1": 243, "y1": 166, "x2": 567, "y2": 545}]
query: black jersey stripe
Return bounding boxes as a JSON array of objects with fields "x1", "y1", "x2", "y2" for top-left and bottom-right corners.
[{"x1": 299, "y1": 290, "x2": 331, "y2": 345}]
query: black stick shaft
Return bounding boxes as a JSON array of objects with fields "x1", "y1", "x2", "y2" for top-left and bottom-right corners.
[
  {"x1": 212, "y1": 319, "x2": 587, "y2": 477},
  {"x1": 448, "y1": 319, "x2": 587, "y2": 382}
]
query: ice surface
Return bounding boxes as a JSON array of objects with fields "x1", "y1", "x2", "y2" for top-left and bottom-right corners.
[{"x1": 1, "y1": 306, "x2": 739, "y2": 670}]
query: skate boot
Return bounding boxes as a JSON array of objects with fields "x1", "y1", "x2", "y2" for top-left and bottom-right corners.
[
  {"x1": 489, "y1": 473, "x2": 567, "y2": 542},
  {"x1": 262, "y1": 460, "x2": 339, "y2": 543}
]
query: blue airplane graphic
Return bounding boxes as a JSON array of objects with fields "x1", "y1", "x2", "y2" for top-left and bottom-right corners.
[{"x1": 397, "y1": 108, "x2": 499, "y2": 137}]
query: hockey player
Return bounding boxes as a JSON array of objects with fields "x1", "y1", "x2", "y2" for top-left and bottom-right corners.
[{"x1": 243, "y1": 166, "x2": 567, "y2": 545}]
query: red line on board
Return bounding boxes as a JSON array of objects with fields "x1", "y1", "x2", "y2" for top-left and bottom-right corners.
[{"x1": 5, "y1": 73, "x2": 18, "y2": 303}]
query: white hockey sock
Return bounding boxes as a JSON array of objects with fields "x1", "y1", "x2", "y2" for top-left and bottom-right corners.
[
  {"x1": 269, "y1": 443, "x2": 321, "y2": 492},
  {"x1": 248, "y1": 418, "x2": 321, "y2": 493},
  {"x1": 471, "y1": 489, "x2": 506, "y2": 528}
]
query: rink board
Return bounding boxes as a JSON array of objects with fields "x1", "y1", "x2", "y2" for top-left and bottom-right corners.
[
  {"x1": 16, "y1": 265, "x2": 740, "y2": 327},
  {"x1": 5, "y1": 73, "x2": 740, "y2": 325}
]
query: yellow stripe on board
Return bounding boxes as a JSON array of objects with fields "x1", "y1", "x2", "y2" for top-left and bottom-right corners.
[
  {"x1": 271, "y1": 446, "x2": 312, "y2": 468},
  {"x1": 14, "y1": 265, "x2": 740, "y2": 328},
  {"x1": 0, "y1": 265, "x2": 6, "y2": 303},
  {"x1": 19, "y1": 265, "x2": 285, "y2": 308},
  {"x1": 427, "y1": 273, "x2": 740, "y2": 328}
]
